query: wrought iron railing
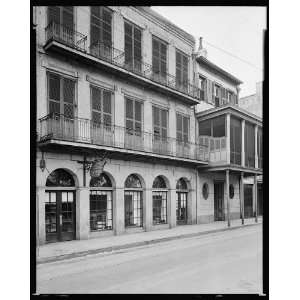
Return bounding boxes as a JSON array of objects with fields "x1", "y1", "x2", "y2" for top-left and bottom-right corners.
[
  {"x1": 39, "y1": 114, "x2": 209, "y2": 162},
  {"x1": 45, "y1": 21, "x2": 87, "y2": 52},
  {"x1": 44, "y1": 23, "x2": 201, "y2": 100}
]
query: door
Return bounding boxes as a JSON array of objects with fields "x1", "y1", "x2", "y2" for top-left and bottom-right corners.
[
  {"x1": 124, "y1": 191, "x2": 143, "y2": 227},
  {"x1": 244, "y1": 184, "x2": 254, "y2": 218},
  {"x1": 214, "y1": 182, "x2": 225, "y2": 221},
  {"x1": 176, "y1": 192, "x2": 187, "y2": 225},
  {"x1": 45, "y1": 191, "x2": 76, "y2": 243}
]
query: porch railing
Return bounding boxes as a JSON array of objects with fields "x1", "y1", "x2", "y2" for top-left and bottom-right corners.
[
  {"x1": 39, "y1": 114, "x2": 209, "y2": 162},
  {"x1": 45, "y1": 21, "x2": 87, "y2": 52},
  {"x1": 199, "y1": 135, "x2": 227, "y2": 163}
]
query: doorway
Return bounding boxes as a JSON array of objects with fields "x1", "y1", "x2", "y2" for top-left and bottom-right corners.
[
  {"x1": 244, "y1": 184, "x2": 254, "y2": 218},
  {"x1": 45, "y1": 190, "x2": 76, "y2": 243},
  {"x1": 176, "y1": 192, "x2": 187, "y2": 224},
  {"x1": 214, "y1": 182, "x2": 225, "y2": 221}
]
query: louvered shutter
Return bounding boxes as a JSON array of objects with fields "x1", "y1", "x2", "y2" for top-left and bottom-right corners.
[
  {"x1": 103, "y1": 90, "x2": 112, "y2": 126},
  {"x1": 91, "y1": 86, "x2": 101, "y2": 124},
  {"x1": 63, "y1": 78, "x2": 75, "y2": 118},
  {"x1": 152, "y1": 39, "x2": 160, "y2": 75},
  {"x1": 176, "y1": 114, "x2": 182, "y2": 141},
  {"x1": 176, "y1": 51, "x2": 181, "y2": 87},
  {"x1": 124, "y1": 22, "x2": 133, "y2": 67},
  {"x1": 183, "y1": 116, "x2": 189, "y2": 143},
  {"x1": 182, "y1": 55, "x2": 188, "y2": 90},
  {"x1": 48, "y1": 6, "x2": 60, "y2": 25},
  {"x1": 62, "y1": 7, "x2": 74, "y2": 29},
  {"x1": 161, "y1": 109, "x2": 167, "y2": 139},
  {"x1": 102, "y1": 8, "x2": 112, "y2": 46},
  {"x1": 48, "y1": 72, "x2": 61, "y2": 115},
  {"x1": 90, "y1": 7, "x2": 100, "y2": 47},
  {"x1": 133, "y1": 27, "x2": 142, "y2": 72},
  {"x1": 161, "y1": 43, "x2": 167, "y2": 78}
]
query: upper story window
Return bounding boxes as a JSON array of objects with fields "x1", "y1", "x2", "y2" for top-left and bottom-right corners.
[
  {"x1": 198, "y1": 75, "x2": 207, "y2": 101},
  {"x1": 124, "y1": 21, "x2": 142, "y2": 73},
  {"x1": 245, "y1": 122, "x2": 255, "y2": 168},
  {"x1": 153, "y1": 106, "x2": 168, "y2": 140},
  {"x1": 90, "y1": 7, "x2": 112, "y2": 56},
  {"x1": 90, "y1": 85, "x2": 113, "y2": 126},
  {"x1": 48, "y1": 6, "x2": 74, "y2": 29},
  {"x1": 227, "y1": 90, "x2": 233, "y2": 104},
  {"x1": 152, "y1": 36, "x2": 167, "y2": 82},
  {"x1": 176, "y1": 50, "x2": 189, "y2": 92},
  {"x1": 125, "y1": 97, "x2": 143, "y2": 136},
  {"x1": 47, "y1": 72, "x2": 76, "y2": 118},
  {"x1": 176, "y1": 113, "x2": 189, "y2": 143},
  {"x1": 214, "y1": 84, "x2": 221, "y2": 107}
]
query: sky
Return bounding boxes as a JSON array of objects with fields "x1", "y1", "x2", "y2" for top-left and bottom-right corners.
[{"x1": 152, "y1": 6, "x2": 267, "y2": 97}]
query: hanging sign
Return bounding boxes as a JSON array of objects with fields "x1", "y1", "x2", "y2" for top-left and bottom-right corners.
[{"x1": 90, "y1": 158, "x2": 107, "y2": 178}]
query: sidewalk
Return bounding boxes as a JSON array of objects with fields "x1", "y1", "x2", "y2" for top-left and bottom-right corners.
[{"x1": 37, "y1": 217, "x2": 262, "y2": 264}]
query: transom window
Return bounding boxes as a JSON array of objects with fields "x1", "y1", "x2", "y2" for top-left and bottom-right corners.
[
  {"x1": 90, "y1": 173, "x2": 112, "y2": 187},
  {"x1": 90, "y1": 6, "x2": 112, "y2": 47},
  {"x1": 176, "y1": 178, "x2": 188, "y2": 190},
  {"x1": 176, "y1": 113, "x2": 189, "y2": 143},
  {"x1": 125, "y1": 174, "x2": 142, "y2": 188},
  {"x1": 152, "y1": 176, "x2": 167, "y2": 189},
  {"x1": 124, "y1": 21, "x2": 142, "y2": 72},
  {"x1": 46, "y1": 169, "x2": 75, "y2": 187},
  {"x1": 125, "y1": 97, "x2": 142, "y2": 136},
  {"x1": 152, "y1": 36, "x2": 167, "y2": 80},
  {"x1": 47, "y1": 72, "x2": 76, "y2": 118},
  {"x1": 91, "y1": 85, "x2": 112, "y2": 126},
  {"x1": 153, "y1": 106, "x2": 168, "y2": 140}
]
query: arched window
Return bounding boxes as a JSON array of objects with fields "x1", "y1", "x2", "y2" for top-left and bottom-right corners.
[
  {"x1": 176, "y1": 178, "x2": 188, "y2": 190},
  {"x1": 125, "y1": 174, "x2": 142, "y2": 188},
  {"x1": 124, "y1": 174, "x2": 143, "y2": 228},
  {"x1": 152, "y1": 176, "x2": 168, "y2": 225},
  {"x1": 152, "y1": 176, "x2": 167, "y2": 189},
  {"x1": 46, "y1": 169, "x2": 75, "y2": 187},
  {"x1": 89, "y1": 173, "x2": 113, "y2": 232},
  {"x1": 90, "y1": 173, "x2": 112, "y2": 187}
]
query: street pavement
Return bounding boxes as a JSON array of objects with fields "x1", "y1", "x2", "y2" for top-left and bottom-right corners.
[{"x1": 36, "y1": 224, "x2": 262, "y2": 294}]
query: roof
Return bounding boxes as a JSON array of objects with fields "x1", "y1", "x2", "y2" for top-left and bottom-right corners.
[
  {"x1": 196, "y1": 56, "x2": 243, "y2": 85},
  {"x1": 195, "y1": 104, "x2": 262, "y2": 125},
  {"x1": 136, "y1": 7, "x2": 195, "y2": 46}
]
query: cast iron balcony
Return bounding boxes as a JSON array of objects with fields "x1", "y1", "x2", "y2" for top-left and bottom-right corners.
[
  {"x1": 44, "y1": 22, "x2": 201, "y2": 102},
  {"x1": 39, "y1": 113, "x2": 209, "y2": 162}
]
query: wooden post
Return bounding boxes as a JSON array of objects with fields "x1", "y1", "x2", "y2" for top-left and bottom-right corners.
[
  {"x1": 240, "y1": 172, "x2": 245, "y2": 225},
  {"x1": 255, "y1": 125, "x2": 258, "y2": 169},
  {"x1": 226, "y1": 114, "x2": 231, "y2": 164},
  {"x1": 254, "y1": 174, "x2": 258, "y2": 222},
  {"x1": 226, "y1": 169, "x2": 230, "y2": 227},
  {"x1": 241, "y1": 120, "x2": 245, "y2": 167}
]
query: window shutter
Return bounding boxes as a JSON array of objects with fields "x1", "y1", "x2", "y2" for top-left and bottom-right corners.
[
  {"x1": 48, "y1": 6, "x2": 60, "y2": 25},
  {"x1": 103, "y1": 90, "x2": 111, "y2": 114},
  {"x1": 102, "y1": 8, "x2": 112, "y2": 46},
  {"x1": 62, "y1": 6, "x2": 74, "y2": 30},
  {"x1": 152, "y1": 39, "x2": 160, "y2": 74},
  {"x1": 90, "y1": 7, "x2": 101, "y2": 46},
  {"x1": 124, "y1": 22, "x2": 133, "y2": 66},
  {"x1": 133, "y1": 27, "x2": 142, "y2": 65},
  {"x1": 126, "y1": 98, "x2": 133, "y2": 119}
]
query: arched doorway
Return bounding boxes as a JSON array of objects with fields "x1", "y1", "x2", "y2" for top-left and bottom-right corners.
[
  {"x1": 89, "y1": 173, "x2": 113, "y2": 232},
  {"x1": 152, "y1": 176, "x2": 168, "y2": 225},
  {"x1": 124, "y1": 174, "x2": 143, "y2": 228},
  {"x1": 176, "y1": 178, "x2": 188, "y2": 225},
  {"x1": 45, "y1": 169, "x2": 76, "y2": 243}
]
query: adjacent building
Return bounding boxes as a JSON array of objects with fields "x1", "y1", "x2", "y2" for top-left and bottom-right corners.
[{"x1": 35, "y1": 6, "x2": 263, "y2": 245}]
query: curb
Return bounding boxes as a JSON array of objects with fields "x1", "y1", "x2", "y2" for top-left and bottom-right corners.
[{"x1": 37, "y1": 222, "x2": 261, "y2": 265}]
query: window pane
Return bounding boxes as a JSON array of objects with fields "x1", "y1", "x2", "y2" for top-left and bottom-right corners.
[
  {"x1": 183, "y1": 116, "x2": 189, "y2": 134},
  {"x1": 126, "y1": 98, "x2": 133, "y2": 119},
  {"x1": 135, "y1": 101, "x2": 142, "y2": 121},
  {"x1": 177, "y1": 114, "x2": 182, "y2": 132},
  {"x1": 103, "y1": 90, "x2": 111, "y2": 114},
  {"x1": 91, "y1": 86, "x2": 101, "y2": 111},
  {"x1": 49, "y1": 73, "x2": 60, "y2": 101},
  {"x1": 49, "y1": 101, "x2": 60, "y2": 114},
  {"x1": 153, "y1": 106, "x2": 160, "y2": 126},
  {"x1": 161, "y1": 110, "x2": 167, "y2": 128}
]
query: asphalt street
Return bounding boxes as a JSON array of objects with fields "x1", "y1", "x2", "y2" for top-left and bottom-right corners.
[{"x1": 37, "y1": 224, "x2": 262, "y2": 294}]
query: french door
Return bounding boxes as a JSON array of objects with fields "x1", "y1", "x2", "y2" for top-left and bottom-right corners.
[
  {"x1": 124, "y1": 191, "x2": 143, "y2": 227},
  {"x1": 45, "y1": 190, "x2": 76, "y2": 243},
  {"x1": 176, "y1": 192, "x2": 187, "y2": 224},
  {"x1": 214, "y1": 182, "x2": 225, "y2": 221}
]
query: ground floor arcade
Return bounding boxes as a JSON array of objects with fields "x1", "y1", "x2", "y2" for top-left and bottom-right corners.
[{"x1": 36, "y1": 151, "x2": 262, "y2": 245}]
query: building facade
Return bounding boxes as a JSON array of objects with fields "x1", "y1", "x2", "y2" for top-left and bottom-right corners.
[{"x1": 35, "y1": 6, "x2": 263, "y2": 245}]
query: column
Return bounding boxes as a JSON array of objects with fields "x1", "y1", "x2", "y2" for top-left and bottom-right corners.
[
  {"x1": 254, "y1": 174, "x2": 258, "y2": 223},
  {"x1": 241, "y1": 120, "x2": 245, "y2": 167},
  {"x1": 255, "y1": 125, "x2": 258, "y2": 168},
  {"x1": 76, "y1": 187, "x2": 89, "y2": 240},
  {"x1": 114, "y1": 187, "x2": 125, "y2": 235},
  {"x1": 188, "y1": 189, "x2": 197, "y2": 225},
  {"x1": 226, "y1": 169, "x2": 231, "y2": 227},
  {"x1": 240, "y1": 172, "x2": 245, "y2": 225},
  {"x1": 226, "y1": 114, "x2": 231, "y2": 164},
  {"x1": 169, "y1": 189, "x2": 177, "y2": 228},
  {"x1": 37, "y1": 186, "x2": 46, "y2": 245},
  {"x1": 144, "y1": 188, "x2": 152, "y2": 231}
]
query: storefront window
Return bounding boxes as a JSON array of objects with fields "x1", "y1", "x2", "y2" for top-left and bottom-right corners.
[{"x1": 152, "y1": 176, "x2": 168, "y2": 224}]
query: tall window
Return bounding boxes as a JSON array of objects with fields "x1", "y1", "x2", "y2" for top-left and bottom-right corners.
[
  {"x1": 198, "y1": 75, "x2": 206, "y2": 101},
  {"x1": 48, "y1": 6, "x2": 74, "y2": 30},
  {"x1": 124, "y1": 21, "x2": 142, "y2": 73},
  {"x1": 257, "y1": 127, "x2": 263, "y2": 168},
  {"x1": 47, "y1": 72, "x2": 76, "y2": 118},
  {"x1": 90, "y1": 7, "x2": 112, "y2": 58},
  {"x1": 152, "y1": 176, "x2": 168, "y2": 225},
  {"x1": 230, "y1": 117, "x2": 242, "y2": 165},
  {"x1": 124, "y1": 175, "x2": 143, "y2": 228},
  {"x1": 90, "y1": 173, "x2": 113, "y2": 231},
  {"x1": 245, "y1": 122, "x2": 255, "y2": 168},
  {"x1": 152, "y1": 36, "x2": 167, "y2": 82},
  {"x1": 153, "y1": 106, "x2": 168, "y2": 140},
  {"x1": 176, "y1": 113, "x2": 189, "y2": 143},
  {"x1": 125, "y1": 98, "x2": 142, "y2": 135},
  {"x1": 90, "y1": 85, "x2": 112, "y2": 126},
  {"x1": 176, "y1": 50, "x2": 189, "y2": 92},
  {"x1": 214, "y1": 84, "x2": 221, "y2": 107}
]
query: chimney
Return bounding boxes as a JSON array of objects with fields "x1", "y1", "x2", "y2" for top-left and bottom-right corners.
[{"x1": 195, "y1": 36, "x2": 207, "y2": 59}]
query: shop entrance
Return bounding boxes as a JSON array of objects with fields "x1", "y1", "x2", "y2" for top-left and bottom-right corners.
[
  {"x1": 45, "y1": 191, "x2": 76, "y2": 243},
  {"x1": 244, "y1": 184, "x2": 254, "y2": 218},
  {"x1": 176, "y1": 192, "x2": 187, "y2": 224},
  {"x1": 214, "y1": 182, "x2": 225, "y2": 221}
]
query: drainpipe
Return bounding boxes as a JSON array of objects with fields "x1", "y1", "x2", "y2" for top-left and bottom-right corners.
[{"x1": 195, "y1": 168, "x2": 198, "y2": 224}]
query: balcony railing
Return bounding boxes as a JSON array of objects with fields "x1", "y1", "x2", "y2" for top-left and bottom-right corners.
[
  {"x1": 45, "y1": 21, "x2": 87, "y2": 52},
  {"x1": 44, "y1": 22, "x2": 201, "y2": 101},
  {"x1": 39, "y1": 114, "x2": 209, "y2": 162}
]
